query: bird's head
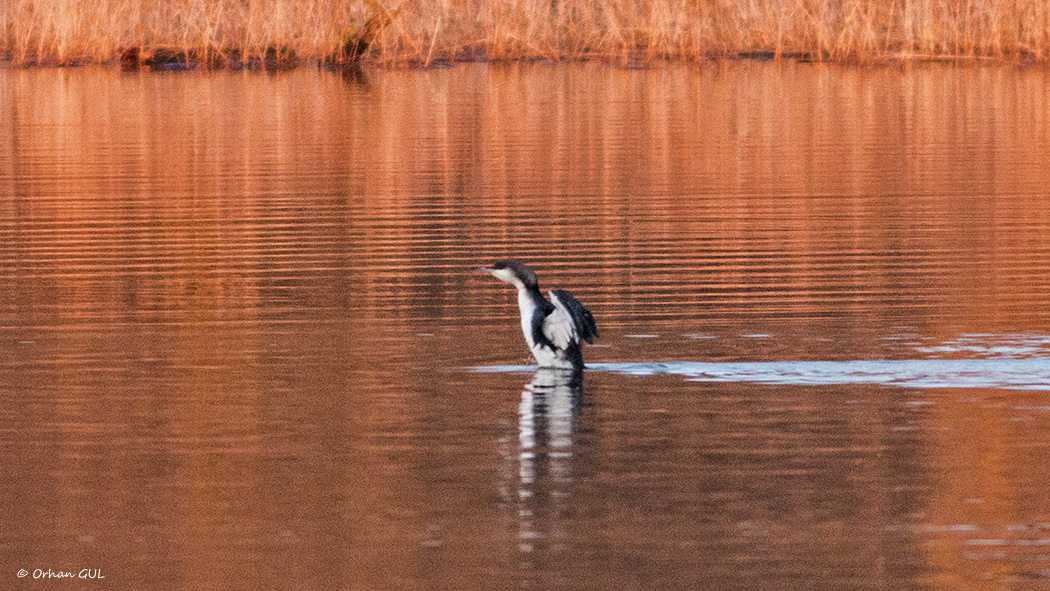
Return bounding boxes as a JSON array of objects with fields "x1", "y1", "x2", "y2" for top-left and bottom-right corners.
[{"x1": 479, "y1": 260, "x2": 539, "y2": 290}]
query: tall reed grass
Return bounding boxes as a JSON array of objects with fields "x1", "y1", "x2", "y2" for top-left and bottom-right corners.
[{"x1": 3, "y1": 0, "x2": 1050, "y2": 66}]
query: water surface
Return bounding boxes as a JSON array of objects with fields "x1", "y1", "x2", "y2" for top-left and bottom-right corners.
[{"x1": 3, "y1": 63, "x2": 1050, "y2": 589}]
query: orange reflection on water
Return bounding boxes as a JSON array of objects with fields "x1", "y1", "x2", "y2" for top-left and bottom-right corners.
[{"x1": 3, "y1": 63, "x2": 1050, "y2": 589}]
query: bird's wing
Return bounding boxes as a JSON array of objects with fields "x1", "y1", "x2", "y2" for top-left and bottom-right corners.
[
  {"x1": 541, "y1": 302, "x2": 576, "y2": 350},
  {"x1": 546, "y1": 290, "x2": 599, "y2": 346},
  {"x1": 530, "y1": 300, "x2": 558, "y2": 351}
]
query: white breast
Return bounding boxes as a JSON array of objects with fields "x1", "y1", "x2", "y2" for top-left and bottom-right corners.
[{"x1": 517, "y1": 289, "x2": 538, "y2": 348}]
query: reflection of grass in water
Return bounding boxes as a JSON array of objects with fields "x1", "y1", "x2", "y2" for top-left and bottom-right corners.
[{"x1": 3, "y1": 0, "x2": 1050, "y2": 66}]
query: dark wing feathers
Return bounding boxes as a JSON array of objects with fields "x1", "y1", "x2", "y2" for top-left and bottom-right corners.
[
  {"x1": 531, "y1": 299, "x2": 558, "y2": 350},
  {"x1": 549, "y1": 289, "x2": 599, "y2": 344}
]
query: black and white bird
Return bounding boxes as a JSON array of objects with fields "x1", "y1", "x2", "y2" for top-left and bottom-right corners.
[{"x1": 480, "y1": 260, "x2": 599, "y2": 370}]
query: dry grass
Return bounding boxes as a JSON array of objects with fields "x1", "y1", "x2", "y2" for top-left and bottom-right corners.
[{"x1": 3, "y1": 0, "x2": 1050, "y2": 66}]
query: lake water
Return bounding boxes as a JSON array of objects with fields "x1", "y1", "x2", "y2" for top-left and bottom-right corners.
[{"x1": 3, "y1": 62, "x2": 1050, "y2": 589}]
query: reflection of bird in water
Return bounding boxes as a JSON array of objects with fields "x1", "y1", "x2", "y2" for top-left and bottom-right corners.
[
  {"x1": 510, "y1": 369, "x2": 584, "y2": 557},
  {"x1": 479, "y1": 260, "x2": 599, "y2": 370}
]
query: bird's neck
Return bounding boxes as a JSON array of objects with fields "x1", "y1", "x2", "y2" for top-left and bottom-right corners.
[
  {"x1": 517, "y1": 284, "x2": 544, "y2": 306},
  {"x1": 519, "y1": 283, "x2": 546, "y2": 316},
  {"x1": 524, "y1": 282, "x2": 541, "y2": 294},
  {"x1": 516, "y1": 288, "x2": 540, "y2": 346}
]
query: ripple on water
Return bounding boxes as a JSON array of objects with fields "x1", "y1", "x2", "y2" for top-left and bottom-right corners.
[
  {"x1": 472, "y1": 357, "x2": 1050, "y2": 391},
  {"x1": 912, "y1": 333, "x2": 1050, "y2": 359}
]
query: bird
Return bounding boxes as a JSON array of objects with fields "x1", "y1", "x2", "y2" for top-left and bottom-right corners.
[{"x1": 480, "y1": 260, "x2": 599, "y2": 370}]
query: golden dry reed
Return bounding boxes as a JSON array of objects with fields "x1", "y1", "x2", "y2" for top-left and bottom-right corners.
[{"x1": 3, "y1": 0, "x2": 1050, "y2": 66}]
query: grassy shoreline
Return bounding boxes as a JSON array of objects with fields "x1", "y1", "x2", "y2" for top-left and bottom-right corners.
[{"x1": 4, "y1": 0, "x2": 1050, "y2": 68}]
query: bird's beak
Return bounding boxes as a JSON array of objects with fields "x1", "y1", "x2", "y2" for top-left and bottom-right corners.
[{"x1": 478, "y1": 266, "x2": 494, "y2": 274}]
